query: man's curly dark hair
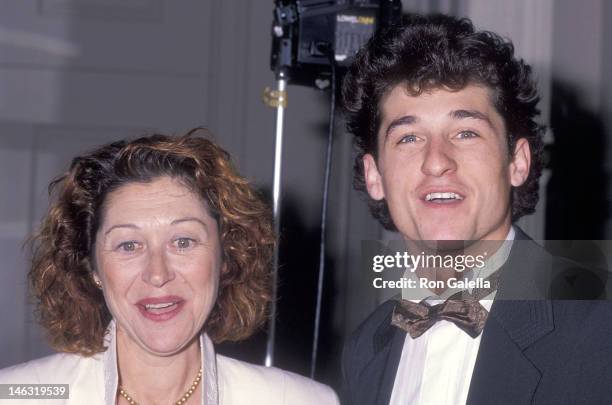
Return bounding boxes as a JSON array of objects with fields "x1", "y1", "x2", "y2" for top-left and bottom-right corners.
[{"x1": 342, "y1": 14, "x2": 545, "y2": 231}]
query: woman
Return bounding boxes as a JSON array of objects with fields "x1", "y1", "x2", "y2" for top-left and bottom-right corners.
[{"x1": 0, "y1": 130, "x2": 339, "y2": 405}]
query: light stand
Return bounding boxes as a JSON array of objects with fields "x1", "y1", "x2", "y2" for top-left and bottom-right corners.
[{"x1": 262, "y1": 68, "x2": 288, "y2": 367}]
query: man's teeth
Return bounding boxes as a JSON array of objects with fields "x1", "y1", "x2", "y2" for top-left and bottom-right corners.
[
  {"x1": 425, "y1": 192, "x2": 464, "y2": 201},
  {"x1": 145, "y1": 302, "x2": 176, "y2": 310}
]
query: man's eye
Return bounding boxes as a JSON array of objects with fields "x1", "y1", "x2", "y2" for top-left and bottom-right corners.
[
  {"x1": 174, "y1": 238, "x2": 195, "y2": 250},
  {"x1": 398, "y1": 134, "x2": 418, "y2": 144},
  {"x1": 457, "y1": 130, "x2": 479, "y2": 139},
  {"x1": 117, "y1": 241, "x2": 139, "y2": 252}
]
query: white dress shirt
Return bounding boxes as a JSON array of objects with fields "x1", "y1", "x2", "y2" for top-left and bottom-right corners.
[{"x1": 389, "y1": 228, "x2": 515, "y2": 405}]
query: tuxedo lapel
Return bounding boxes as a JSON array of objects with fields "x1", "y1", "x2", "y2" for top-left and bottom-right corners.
[
  {"x1": 374, "y1": 325, "x2": 405, "y2": 405},
  {"x1": 466, "y1": 300, "x2": 553, "y2": 405},
  {"x1": 354, "y1": 303, "x2": 406, "y2": 405},
  {"x1": 467, "y1": 228, "x2": 555, "y2": 405}
]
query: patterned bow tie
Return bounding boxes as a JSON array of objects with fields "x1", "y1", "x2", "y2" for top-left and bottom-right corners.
[
  {"x1": 392, "y1": 270, "x2": 502, "y2": 339},
  {"x1": 392, "y1": 299, "x2": 488, "y2": 338}
]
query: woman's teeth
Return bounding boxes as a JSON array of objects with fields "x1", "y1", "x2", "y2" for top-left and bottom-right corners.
[{"x1": 145, "y1": 302, "x2": 176, "y2": 310}]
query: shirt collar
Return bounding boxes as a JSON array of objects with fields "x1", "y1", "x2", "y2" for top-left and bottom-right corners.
[
  {"x1": 401, "y1": 226, "x2": 516, "y2": 306},
  {"x1": 102, "y1": 320, "x2": 219, "y2": 405}
]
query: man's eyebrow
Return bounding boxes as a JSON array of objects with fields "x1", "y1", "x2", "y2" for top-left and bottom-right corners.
[
  {"x1": 171, "y1": 217, "x2": 209, "y2": 230},
  {"x1": 104, "y1": 223, "x2": 140, "y2": 236},
  {"x1": 449, "y1": 109, "x2": 493, "y2": 128},
  {"x1": 385, "y1": 115, "x2": 418, "y2": 138}
]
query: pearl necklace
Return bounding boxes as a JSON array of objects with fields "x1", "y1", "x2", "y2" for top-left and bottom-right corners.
[{"x1": 118, "y1": 368, "x2": 203, "y2": 405}]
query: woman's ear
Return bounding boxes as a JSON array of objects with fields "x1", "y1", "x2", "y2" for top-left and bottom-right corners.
[
  {"x1": 220, "y1": 262, "x2": 229, "y2": 275},
  {"x1": 92, "y1": 272, "x2": 102, "y2": 289}
]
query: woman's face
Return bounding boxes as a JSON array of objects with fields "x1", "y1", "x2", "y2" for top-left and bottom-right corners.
[{"x1": 94, "y1": 176, "x2": 221, "y2": 356}]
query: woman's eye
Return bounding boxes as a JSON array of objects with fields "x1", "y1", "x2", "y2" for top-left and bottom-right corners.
[
  {"x1": 117, "y1": 241, "x2": 139, "y2": 252},
  {"x1": 174, "y1": 238, "x2": 195, "y2": 250},
  {"x1": 398, "y1": 134, "x2": 418, "y2": 144},
  {"x1": 457, "y1": 130, "x2": 479, "y2": 139}
]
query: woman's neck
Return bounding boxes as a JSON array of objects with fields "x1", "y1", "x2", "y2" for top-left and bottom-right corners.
[{"x1": 116, "y1": 328, "x2": 202, "y2": 405}]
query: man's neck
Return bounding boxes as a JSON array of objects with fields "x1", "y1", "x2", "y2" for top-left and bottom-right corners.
[{"x1": 404, "y1": 226, "x2": 515, "y2": 298}]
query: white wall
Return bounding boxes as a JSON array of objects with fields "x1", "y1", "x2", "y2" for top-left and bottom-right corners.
[
  {"x1": 0, "y1": 0, "x2": 358, "y2": 369},
  {"x1": 1, "y1": 0, "x2": 609, "y2": 371}
]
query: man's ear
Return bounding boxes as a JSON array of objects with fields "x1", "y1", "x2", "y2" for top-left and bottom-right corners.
[
  {"x1": 363, "y1": 153, "x2": 385, "y2": 200},
  {"x1": 509, "y1": 138, "x2": 531, "y2": 187}
]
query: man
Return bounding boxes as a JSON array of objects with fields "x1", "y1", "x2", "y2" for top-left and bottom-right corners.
[{"x1": 341, "y1": 14, "x2": 612, "y2": 405}]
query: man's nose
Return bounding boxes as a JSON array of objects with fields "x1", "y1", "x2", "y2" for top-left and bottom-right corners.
[
  {"x1": 142, "y1": 248, "x2": 175, "y2": 287},
  {"x1": 420, "y1": 138, "x2": 457, "y2": 177}
]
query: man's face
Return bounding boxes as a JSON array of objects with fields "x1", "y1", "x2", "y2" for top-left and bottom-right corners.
[{"x1": 363, "y1": 84, "x2": 530, "y2": 242}]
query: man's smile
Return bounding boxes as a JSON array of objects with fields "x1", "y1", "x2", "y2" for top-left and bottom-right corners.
[{"x1": 424, "y1": 191, "x2": 465, "y2": 203}]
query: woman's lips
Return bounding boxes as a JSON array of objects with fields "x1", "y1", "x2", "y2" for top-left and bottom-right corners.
[{"x1": 136, "y1": 295, "x2": 185, "y2": 322}]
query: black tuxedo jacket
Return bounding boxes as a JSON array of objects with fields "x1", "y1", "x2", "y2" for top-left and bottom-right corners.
[{"x1": 342, "y1": 228, "x2": 612, "y2": 405}]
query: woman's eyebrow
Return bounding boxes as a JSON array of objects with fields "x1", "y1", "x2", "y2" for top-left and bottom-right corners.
[
  {"x1": 104, "y1": 223, "x2": 139, "y2": 236},
  {"x1": 171, "y1": 217, "x2": 208, "y2": 230},
  {"x1": 103, "y1": 217, "x2": 209, "y2": 236}
]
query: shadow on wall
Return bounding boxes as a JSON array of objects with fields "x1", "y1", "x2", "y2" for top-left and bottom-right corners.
[
  {"x1": 216, "y1": 191, "x2": 341, "y2": 390},
  {"x1": 545, "y1": 79, "x2": 609, "y2": 240}
]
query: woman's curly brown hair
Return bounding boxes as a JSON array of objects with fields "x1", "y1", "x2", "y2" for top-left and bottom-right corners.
[{"x1": 29, "y1": 128, "x2": 274, "y2": 355}]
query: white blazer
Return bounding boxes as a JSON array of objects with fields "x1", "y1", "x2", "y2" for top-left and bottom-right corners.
[{"x1": 0, "y1": 322, "x2": 339, "y2": 405}]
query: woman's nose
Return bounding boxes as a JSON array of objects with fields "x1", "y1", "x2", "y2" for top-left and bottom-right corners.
[{"x1": 141, "y1": 249, "x2": 175, "y2": 287}]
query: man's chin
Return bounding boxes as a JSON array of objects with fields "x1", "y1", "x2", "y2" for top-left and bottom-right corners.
[
  {"x1": 404, "y1": 239, "x2": 469, "y2": 254},
  {"x1": 404, "y1": 227, "x2": 475, "y2": 243}
]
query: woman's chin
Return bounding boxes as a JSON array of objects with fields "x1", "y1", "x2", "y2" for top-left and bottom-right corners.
[
  {"x1": 117, "y1": 324, "x2": 197, "y2": 357},
  {"x1": 135, "y1": 333, "x2": 196, "y2": 357}
]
